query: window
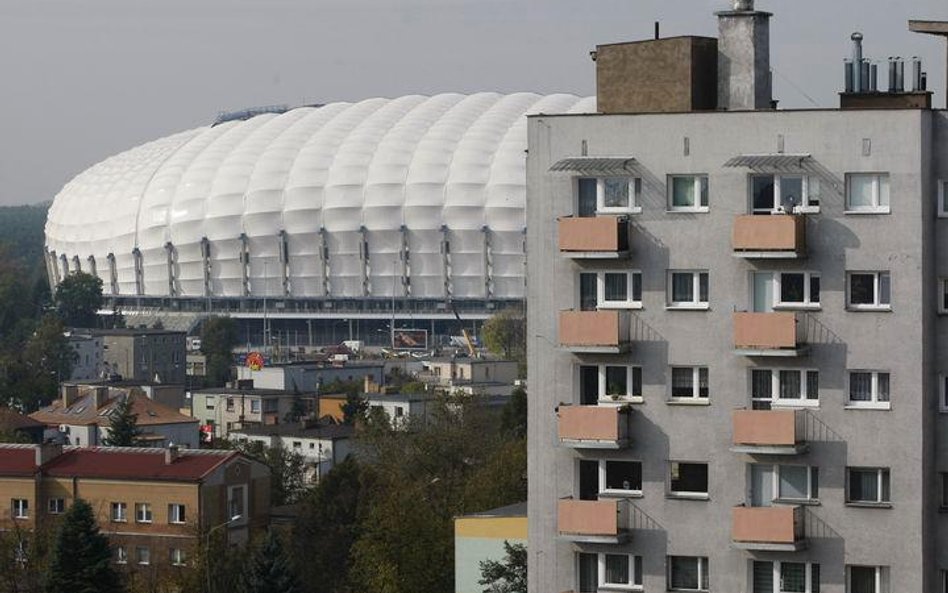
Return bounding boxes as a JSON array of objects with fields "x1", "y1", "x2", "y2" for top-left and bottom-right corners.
[
  {"x1": 847, "y1": 468, "x2": 890, "y2": 505},
  {"x1": 939, "y1": 279, "x2": 948, "y2": 313},
  {"x1": 578, "y1": 552, "x2": 598, "y2": 593},
  {"x1": 170, "y1": 548, "x2": 186, "y2": 567},
  {"x1": 941, "y1": 375, "x2": 948, "y2": 413},
  {"x1": 168, "y1": 504, "x2": 186, "y2": 524},
  {"x1": 228, "y1": 485, "x2": 246, "y2": 519},
  {"x1": 941, "y1": 473, "x2": 948, "y2": 509},
  {"x1": 668, "y1": 271, "x2": 709, "y2": 309},
  {"x1": 753, "y1": 561, "x2": 820, "y2": 593},
  {"x1": 774, "y1": 272, "x2": 820, "y2": 308},
  {"x1": 114, "y1": 546, "x2": 128, "y2": 565},
  {"x1": 668, "y1": 175, "x2": 710, "y2": 212},
  {"x1": 601, "y1": 460, "x2": 642, "y2": 495},
  {"x1": 600, "y1": 553, "x2": 643, "y2": 590},
  {"x1": 778, "y1": 465, "x2": 819, "y2": 501},
  {"x1": 751, "y1": 369, "x2": 819, "y2": 409},
  {"x1": 669, "y1": 462, "x2": 709, "y2": 498},
  {"x1": 670, "y1": 367, "x2": 709, "y2": 401},
  {"x1": 226, "y1": 397, "x2": 235, "y2": 412},
  {"x1": 11, "y1": 499, "x2": 28, "y2": 519},
  {"x1": 48, "y1": 498, "x2": 65, "y2": 514},
  {"x1": 847, "y1": 566, "x2": 889, "y2": 593},
  {"x1": 939, "y1": 180, "x2": 948, "y2": 217},
  {"x1": 751, "y1": 174, "x2": 820, "y2": 213},
  {"x1": 578, "y1": 364, "x2": 642, "y2": 404},
  {"x1": 847, "y1": 272, "x2": 891, "y2": 310},
  {"x1": 250, "y1": 399, "x2": 261, "y2": 414},
  {"x1": 578, "y1": 176, "x2": 642, "y2": 214},
  {"x1": 668, "y1": 556, "x2": 709, "y2": 591},
  {"x1": 846, "y1": 173, "x2": 890, "y2": 213},
  {"x1": 394, "y1": 407, "x2": 404, "y2": 418},
  {"x1": 135, "y1": 502, "x2": 153, "y2": 523},
  {"x1": 847, "y1": 371, "x2": 890, "y2": 409},
  {"x1": 579, "y1": 271, "x2": 644, "y2": 310},
  {"x1": 137, "y1": 546, "x2": 150, "y2": 566},
  {"x1": 205, "y1": 395, "x2": 215, "y2": 410},
  {"x1": 111, "y1": 502, "x2": 127, "y2": 522}
]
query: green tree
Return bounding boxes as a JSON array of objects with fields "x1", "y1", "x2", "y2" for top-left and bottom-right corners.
[
  {"x1": 232, "y1": 441, "x2": 308, "y2": 506},
  {"x1": 341, "y1": 392, "x2": 367, "y2": 425},
  {"x1": 242, "y1": 531, "x2": 300, "y2": 593},
  {"x1": 103, "y1": 395, "x2": 142, "y2": 447},
  {"x1": 478, "y1": 541, "x2": 526, "y2": 593},
  {"x1": 500, "y1": 386, "x2": 527, "y2": 439},
  {"x1": 10, "y1": 314, "x2": 75, "y2": 410},
  {"x1": 54, "y1": 272, "x2": 103, "y2": 328},
  {"x1": 200, "y1": 316, "x2": 238, "y2": 387},
  {"x1": 45, "y1": 498, "x2": 124, "y2": 593},
  {"x1": 481, "y1": 311, "x2": 526, "y2": 376}
]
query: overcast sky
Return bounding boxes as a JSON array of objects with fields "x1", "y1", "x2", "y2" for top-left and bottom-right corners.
[{"x1": 1, "y1": 0, "x2": 946, "y2": 206}]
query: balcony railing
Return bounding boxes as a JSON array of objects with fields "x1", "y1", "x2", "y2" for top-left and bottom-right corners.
[
  {"x1": 731, "y1": 409, "x2": 808, "y2": 454},
  {"x1": 557, "y1": 405, "x2": 631, "y2": 449},
  {"x1": 558, "y1": 216, "x2": 630, "y2": 258},
  {"x1": 732, "y1": 505, "x2": 805, "y2": 551},
  {"x1": 733, "y1": 312, "x2": 806, "y2": 356},
  {"x1": 732, "y1": 214, "x2": 806, "y2": 258},
  {"x1": 557, "y1": 498, "x2": 629, "y2": 543},
  {"x1": 559, "y1": 310, "x2": 632, "y2": 353}
]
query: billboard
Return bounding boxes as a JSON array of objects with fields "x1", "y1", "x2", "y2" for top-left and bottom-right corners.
[{"x1": 392, "y1": 329, "x2": 428, "y2": 350}]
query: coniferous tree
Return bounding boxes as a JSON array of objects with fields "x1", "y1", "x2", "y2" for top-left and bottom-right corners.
[
  {"x1": 243, "y1": 531, "x2": 300, "y2": 593},
  {"x1": 45, "y1": 498, "x2": 124, "y2": 593},
  {"x1": 103, "y1": 395, "x2": 142, "y2": 447},
  {"x1": 478, "y1": 541, "x2": 527, "y2": 593}
]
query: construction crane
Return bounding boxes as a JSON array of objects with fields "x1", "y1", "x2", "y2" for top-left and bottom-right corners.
[{"x1": 449, "y1": 301, "x2": 477, "y2": 357}]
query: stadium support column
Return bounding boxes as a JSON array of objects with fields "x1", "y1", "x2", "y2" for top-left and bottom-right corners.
[
  {"x1": 201, "y1": 237, "x2": 212, "y2": 298},
  {"x1": 87, "y1": 255, "x2": 97, "y2": 279},
  {"x1": 441, "y1": 225, "x2": 452, "y2": 299},
  {"x1": 164, "y1": 242, "x2": 177, "y2": 297},
  {"x1": 72, "y1": 255, "x2": 82, "y2": 273},
  {"x1": 279, "y1": 230, "x2": 290, "y2": 296},
  {"x1": 59, "y1": 254, "x2": 69, "y2": 277},
  {"x1": 360, "y1": 225, "x2": 370, "y2": 297},
  {"x1": 45, "y1": 249, "x2": 59, "y2": 291},
  {"x1": 482, "y1": 225, "x2": 493, "y2": 301},
  {"x1": 106, "y1": 253, "x2": 118, "y2": 295},
  {"x1": 240, "y1": 233, "x2": 251, "y2": 297},
  {"x1": 400, "y1": 225, "x2": 411, "y2": 298},
  {"x1": 132, "y1": 248, "x2": 144, "y2": 296},
  {"x1": 319, "y1": 227, "x2": 330, "y2": 297}
]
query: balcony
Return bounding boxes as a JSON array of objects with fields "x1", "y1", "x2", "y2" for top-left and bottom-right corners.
[
  {"x1": 732, "y1": 215, "x2": 806, "y2": 258},
  {"x1": 557, "y1": 405, "x2": 631, "y2": 449},
  {"x1": 558, "y1": 216, "x2": 630, "y2": 258},
  {"x1": 731, "y1": 409, "x2": 808, "y2": 455},
  {"x1": 557, "y1": 498, "x2": 630, "y2": 544},
  {"x1": 559, "y1": 310, "x2": 632, "y2": 354},
  {"x1": 732, "y1": 505, "x2": 806, "y2": 551},
  {"x1": 733, "y1": 312, "x2": 807, "y2": 357}
]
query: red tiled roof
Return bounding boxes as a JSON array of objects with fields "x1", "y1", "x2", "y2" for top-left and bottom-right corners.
[
  {"x1": 0, "y1": 447, "x2": 38, "y2": 476},
  {"x1": 41, "y1": 448, "x2": 237, "y2": 482},
  {"x1": 0, "y1": 408, "x2": 45, "y2": 431}
]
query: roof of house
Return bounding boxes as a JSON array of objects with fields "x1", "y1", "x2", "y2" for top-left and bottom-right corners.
[
  {"x1": 460, "y1": 501, "x2": 528, "y2": 519},
  {"x1": 30, "y1": 387, "x2": 197, "y2": 427},
  {"x1": 0, "y1": 445, "x2": 240, "y2": 482},
  {"x1": 0, "y1": 408, "x2": 46, "y2": 432},
  {"x1": 230, "y1": 423, "x2": 354, "y2": 440},
  {"x1": 193, "y1": 388, "x2": 312, "y2": 397}
]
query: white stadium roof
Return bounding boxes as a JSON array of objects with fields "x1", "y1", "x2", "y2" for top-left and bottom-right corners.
[{"x1": 45, "y1": 92, "x2": 595, "y2": 301}]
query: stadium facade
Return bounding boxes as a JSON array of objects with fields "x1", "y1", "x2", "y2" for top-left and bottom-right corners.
[{"x1": 44, "y1": 92, "x2": 594, "y2": 345}]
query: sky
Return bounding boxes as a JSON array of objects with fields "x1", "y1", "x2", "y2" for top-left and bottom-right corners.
[{"x1": 1, "y1": 0, "x2": 946, "y2": 206}]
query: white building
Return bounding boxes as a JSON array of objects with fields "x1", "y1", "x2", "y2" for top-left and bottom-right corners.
[{"x1": 229, "y1": 422, "x2": 354, "y2": 483}]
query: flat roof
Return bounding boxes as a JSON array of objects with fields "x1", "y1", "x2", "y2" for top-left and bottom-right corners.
[
  {"x1": 193, "y1": 388, "x2": 314, "y2": 397},
  {"x1": 459, "y1": 501, "x2": 527, "y2": 519},
  {"x1": 528, "y1": 107, "x2": 944, "y2": 118},
  {"x1": 909, "y1": 20, "x2": 948, "y2": 35},
  {"x1": 92, "y1": 328, "x2": 186, "y2": 336}
]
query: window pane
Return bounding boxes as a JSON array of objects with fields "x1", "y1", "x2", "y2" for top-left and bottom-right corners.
[
  {"x1": 631, "y1": 273, "x2": 642, "y2": 302},
  {"x1": 779, "y1": 370, "x2": 802, "y2": 400},
  {"x1": 879, "y1": 273, "x2": 891, "y2": 305},
  {"x1": 752, "y1": 561, "x2": 774, "y2": 593},
  {"x1": 672, "y1": 273, "x2": 694, "y2": 303},
  {"x1": 698, "y1": 367, "x2": 709, "y2": 398},
  {"x1": 604, "y1": 554, "x2": 630, "y2": 585},
  {"x1": 604, "y1": 178, "x2": 630, "y2": 208},
  {"x1": 781, "y1": 562, "x2": 807, "y2": 593},
  {"x1": 605, "y1": 366, "x2": 627, "y2": 397},
  {"x1": 810, "y1": 276, "x2": 821, "y2": 303},
  {"x1": 671, "y1": 463, "x2": 708, "y2": 494},
  {"x1": 878, "y1": 176, "x2": 890, "y2": 207},
  {"x1": 699, "y1": 177, "x2": 709, "y2": 207},
  {"x1": 698, "y1": 273, "x2": 709, "y2": 303},
  {"x1": 806, "y1": 371, "x2": 819, "y2": 400},
  {"x1": 849, "y1": 469, "x2": 878, "y2": 502},
  {"x1": 605, "y1": 461, "x2": 642, "y2": 491},
  {"x1": 881, "y1": 470, "x2": 890, "y2": 502},
  {"x1": 672, "y1": 368, "x2": 694, "y2": 398},
  {"x1": 752, "y1": 370, "x2": 773, "y2": 405},
  {"x1": 578, "y1": 553, "x2": 598, "y2": 593},
  {"x1": 753, "y1": 176, "x2": 775, "y2": 211},
  {"x1": 604, "y1": 273, "x2": 628, "y2": 302},
  {"x1": 780, "y1": 177, "x2": 804, "y2": 211},
  {"x1": 578, "y1": 179, "x2": 597, "y2": 217},
  {"x1": 849, "y1": 566, "x2": 876, "y2": 593},
  {"x1": 848, "y1": 175, "x2": 875, "y2": 209},
  {"x1": 942, "y1": 279, "x2": 948, "y2": 311},
  {"x1": 580, "y1": 273, "x2": 597, "y2": 311},
  {"x1": 780, "y1": 273, "x2": 805, "y2": 303},
  {"x1": 630, "y1": 367, "x2": 642, "y2": 396},
  {"x1": 811, "y1": 468, "x2": 819, "y2": 499},
  {"x1": 672, "y1": 177, "x2": 696, "y2": 208},
  {"x1": 779, "y1": 465, "x2": 809, "y2": 499},
  {"x1": 877, "y1": 373, "x2": 890, "y2": 402},
  {"x1": 634, "y1": 556, "x2": 643, "y2": 586},
  {"x1": 670, "y1": 557, "x2": 699, "y2": 589},
  {"x1": 850, "y1": 274, "x2": 875, "y2": 305},
  {"x1": 850, "y1": 373, "x2": 872, "y2": 401}
]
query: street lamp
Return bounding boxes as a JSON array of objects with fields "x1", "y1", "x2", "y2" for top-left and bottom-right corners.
[{"x1": 205, "y1": 514, "x2": 242, "y2": 593}]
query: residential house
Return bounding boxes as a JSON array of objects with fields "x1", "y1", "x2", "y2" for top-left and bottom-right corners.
[{"x1": 229, "y1": 421, "x2": 354, "y2": 483}]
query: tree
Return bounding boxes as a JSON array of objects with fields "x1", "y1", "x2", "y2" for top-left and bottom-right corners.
[
  {"x1": 478, "y1": 542, "x2": 526, "y2": 593},
  {"x1": 45, "y1": 498, "x2": 124, "y2": 593},
  {"x1": 232, "y1": 441, "x2": 308, "y2": 506},
  {"x1": 500, "y1": 386, "x2": 527, "y2": 439},
  {"x1": 481, "y1": 311, "x2": 525, "y2": 376},
  {"x1": 242, "y1": 531, "x2": 300, "y2": 593},
  {"x1": 8, "y1": 314, "x2": 75, "y2": 410},
  {"x1": 103, "y1": 395, "x2": 142, "y2": 447},
  {"x1": 200, "y1": 316, "x2": 238, "y2": 387},
  {"x1": 341, "y1": 392, "x2": 367, "y2": 426},
  {"x1": 54, "y1": 272, "x2": 103, "y2": 328}
]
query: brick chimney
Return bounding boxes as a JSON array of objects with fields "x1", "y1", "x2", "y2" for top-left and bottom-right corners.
[
  {"x1": 717, "y1": 0, "x2": 773, "y2": 110},
  {"x1": 61, "y1": 384, "x2": 80, "y2": 408},
  {"x1": 165, "y1": 445, "x2": 180, "y2": 465},
  {"x1": 93, "y1": 386, "x2": 110, "y2": 410},
  {"x1": 35, "y1": 443, "x2": 63, "y2": 467}
]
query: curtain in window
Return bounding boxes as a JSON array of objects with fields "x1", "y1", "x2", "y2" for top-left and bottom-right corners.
[
  {"x1": 753, "y1": 561, "x2": 774, "y2": 593},
  {"x1": 671, "y1": 368, "x2": 694, "y2": 397},
  {"x1": 779, "y1": 370, "x2": 802, "y2": 400},
  {"x1": 752, "y1": 370, "x2": 773, "y2": 407},
  {"x1": 849, "y1": 373, "x2": 872, "y2": 401},
  {"x1": 604, "y1": 554, "x2": 629, "y2": 585},
  {"x1": 630, "y1": 367, "x2": 642, "y2": 396},
  {"x1": 849, "y1": 470, "x2": 878, "y2": 502},
  {"x1": 780, "y1": 177, "x2": 804, "y2": 211},
  {"x1": 698, "y1": 368, "x2": 709, "y2": 398},
  {"x1": 877, "y1": 373, "x2": 890, "y2": 402},
  {"x1": 605, "y1": 366, "x2": 627, "y2": 397},
  {"x1": 604, "y1": 273, "x2": 627, "y2": 302},
  {"x1": 848, "y1": 176, "x2": 875, "y2": 209},
  {"x1": 579, "y1": 273, "x2": 597, "y2": 311},
  {"x1": 578, "y1": 179, "x2": 597, "y2": 217},
  {"x1": 672, "y1": 177, "x2": 695, "y2": 208},
  {"x1": 672, "y1": 274, "x2": 693, "y2": 303},
  {"x1": 603, "y1": 178, "x2": 629, "y2": 208},
  {"x1": 670, "y1": 557, "x2": 699, "y2": 590},
  {"x1": 849, "y1": 566, "x2": 876, "y2": 593},
  {"x1": 577, "y1": 553, "x2": 598, "y2": 593},
  {"x1": 806, "y1": 371, "x2": 819, "y2": 400},
  {"x1": 879, "y1": 273, "x2": 891, "y2": 305},
  {"x1": 780, "y1": 562, "x2": 807, "y2": 593}
]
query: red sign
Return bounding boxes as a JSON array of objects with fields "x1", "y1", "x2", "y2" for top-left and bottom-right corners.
[{"x1": 246, "y1": 351, "x2": 265, "y2": 371}]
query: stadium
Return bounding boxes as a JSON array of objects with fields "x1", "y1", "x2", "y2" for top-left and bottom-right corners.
[{"x1": 44, "y1": 93, "x2": 594, "y2": 346}]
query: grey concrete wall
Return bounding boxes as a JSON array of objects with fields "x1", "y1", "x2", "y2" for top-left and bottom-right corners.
[
  {"x1": 717, "y1": 11, "x2": 771, "y2": 111},
  {"x1": 527, "y1": 109, "x2": 933, "y2": 593}
]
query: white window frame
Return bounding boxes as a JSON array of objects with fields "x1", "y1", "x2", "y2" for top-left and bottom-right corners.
[
  {"x1": 668, "y1": 461, "x2": 709, "y2": 499},
  {"x1": 940, "y1": 375, "x2": 948, "y2": 413},
  {"x1": 667, "y1": 271, "x2": 710, "y2": 310},
  {"x1": 111, "y1": 502, "x2": 127, "y2": 522},
  {"x1": 170, "y1": 548, "x2": 186, "y2": 567},
  {"x1": 750, "y1": 174, "x2": 821, "y2": 214},
  {"x1": 846, "y1": 467, "x2": 891, "y2": 505},
  {"x1": 669, "y1": 366, "x2": 710, "y2": 403},
  {"x1": 668, "y1": 555, "x2": 710, "y2": 592},
  {"x1": 48, "y1": 498, "x2": 65, "y2": 514},
  {"x1": 846, "y1": 272, "x2": 891, "y2": 311},
  {"x1": 845, "y1": 173, "x2": 891, "y2": 214},
  {"x1": 250, "y1": 399, "x2": 261, "y2": 414},
  {"x1": 846, "y1": 371, "x2": 891, "y2": 410},
  {"x1": 753, "y1": 560, "x2": 821, "y2": 593},
  {"x1": 751, "y1": 464, "x2": 819, "y2": 503},
  {"x1": 598, "y1": 364, "x2": 643, "y2": 403},
  {"x1": 772, "y1": 271, "x2": 821, "y2": 310},
  {"x1": 598, "y1": 552, "x2": 643, "y2": 590},
  {"x1": 939, "y1": 180, "x2": 948, "y2": 218},
  {"x1": 846, "y1": 565, "x2": 890, "y2": 593},
  {"x1": 11, "y1": 499, "x2": 28, "y2": 519},
  {"x1": 599, "y1": 459, "x2": 643, "y2": 497},
  {"x1": 114, "y1": 546, "x2": 128, "y2": 565},
  {"x1": 667, "y1": 174, "x2": 710, "y2": 213},
  {"x1": 137, "y1": 546, "x2": 150, "y2": 566},
  {"x1": 168, "y1": 503, "x2": 186, "y2": 524},
  {"x1": 598, "y1": 270, "x2": 644, "y2": 310},
  {"x1": 582, "y1": 176, "x2": 642, "y2": 215},
  {"x1": 751, "y1": 369, "x2": 820, "y2": 409},
  {"x1": 135, "y1": 502, "x2": 152, "y2": 524}
]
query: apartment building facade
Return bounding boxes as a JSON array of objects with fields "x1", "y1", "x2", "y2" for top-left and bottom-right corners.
[
  {"x1": 0, "y1": 445, "x2": 269, "y2": 569},
  {"x1": 527, "y1": 3, "x2": 947, "y2": 593},
  {"x1": 192, "y1": 387, "x2": 317, "y2": 439}
]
